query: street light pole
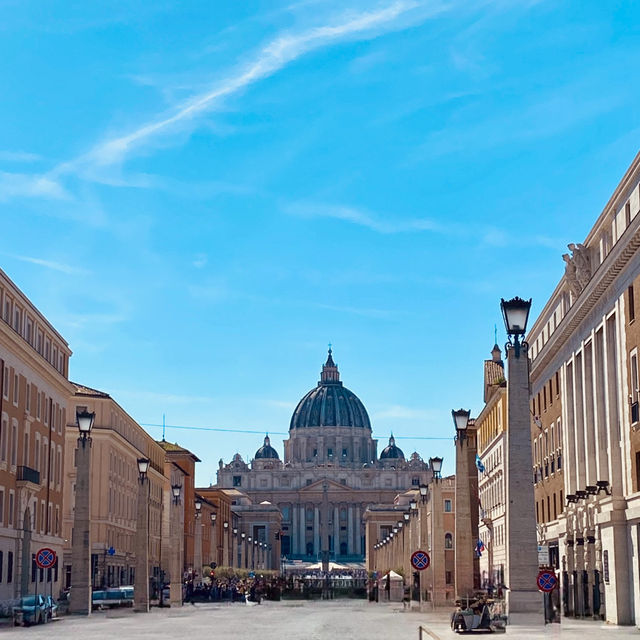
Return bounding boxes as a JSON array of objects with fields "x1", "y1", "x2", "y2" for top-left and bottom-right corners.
[
  {"x1": 193, "y1": 499, "x2": 202, "y2": 586},
  {"x1": 134, "y1": 457, "x2": 150, "y2": 613},
  {"x1": 453, "y1": 408, "x2": 476, "y2": 602},
  {"x1": 70, "y1": 409, "x2": 95, "y2": 615},
  {"x1": 210, "y1": 512, "x2": 217, "y2": 567},
  {"x1": 430, "y1": 457, "x2": 443, "y2": 608},
  {"x1": 501, "y1": 296, "x2": 543, "y2": 622}
]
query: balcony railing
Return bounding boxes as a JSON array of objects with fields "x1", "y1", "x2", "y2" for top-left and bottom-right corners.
[{"x1": 17, "y1": 465, "x2": 40, "y2": 485}]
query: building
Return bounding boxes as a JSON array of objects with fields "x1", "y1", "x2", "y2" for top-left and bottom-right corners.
[
  {"x1": 63, "y1": 384, "x2": 166, "y2": 597},
  {"x1": 527, "y1": 151, "x2": 640, "y2": 624},
  {"x1": 365, "y1": 479, "x2": 456, "y2": 604},
  {"x1": 0, "y1": 268, "x2": 73, "y2": 601},
  {"x1": 475, "y1": 345, "x2": 507, "y2": 592},
  {"x1": 216, "y1": 349, "x2": 432, "y2": 564}
]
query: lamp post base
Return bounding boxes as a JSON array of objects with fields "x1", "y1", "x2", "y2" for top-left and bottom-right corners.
[{"x1": 506, "y1": 588, "x2": 544, "y2": 626}]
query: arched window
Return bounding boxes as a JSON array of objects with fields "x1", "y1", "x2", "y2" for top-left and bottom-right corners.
[{"x1": 444, "y1": 533, "x2": 453, "y2": 549}]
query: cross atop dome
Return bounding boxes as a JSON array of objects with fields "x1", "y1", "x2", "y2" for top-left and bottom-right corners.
[{"x1": 321, "y1": 346, "x2": 340, "y2": 384}]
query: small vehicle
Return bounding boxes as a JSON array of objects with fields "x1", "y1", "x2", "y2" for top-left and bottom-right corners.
[
  {"x1": 451, "y1": 597, "x2": 494, "y2": 633},
  {"x1": 13, "y1": 594, "x2": 48, "y2": 626},
  {"x1": 92, "y1": 586, "x2": 134, "y2": 610},
  {"x1": 44, "y1": 595, "x2": 58, "y2": 619}
]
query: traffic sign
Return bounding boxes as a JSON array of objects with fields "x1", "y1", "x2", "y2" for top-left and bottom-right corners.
[
  {"x1": 410, "y1": 550, "x2": 430, "y2": 571},
  {"x1": 536, "y1": 569, "x2": 557, "y2": 593},
  {"x1": 35, "y1": 547, "x2": 57, "y2": 570}
]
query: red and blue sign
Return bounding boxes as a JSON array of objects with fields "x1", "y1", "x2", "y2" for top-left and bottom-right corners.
[
  {"x1": 35, "y1": 547, "x2": 57, "y2": 570},
  {"x1": 410, "y1": 550, "x2": 430, "y2": 571},
  {"x1": 536, "y1": 569, "x2": 557, "y2": 593}
]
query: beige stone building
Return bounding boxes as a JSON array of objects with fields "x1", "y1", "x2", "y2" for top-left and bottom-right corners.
[
  {"x1": 216, "y1": 350, "x2": 432, "y2": 564},
  {"x1": 365, "y1": 480, "x2": 456, "y2": 604},
  {"x1": 526, "y1": 150, "x2": 640, "y2": 624},
  {"x1": 0, "y1": 268, "x2": 73, "y2": 602},
  {"x1": 63, "y1": 384, "x2": 166, "y2": 596},
  {"x1": 475, "y1": 345, "x2": 507, "y2": 590}
]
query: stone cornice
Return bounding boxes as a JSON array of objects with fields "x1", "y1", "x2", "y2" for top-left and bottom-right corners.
[{"x1": 530, "y1": 211, "x2": 640, "y2": 380}]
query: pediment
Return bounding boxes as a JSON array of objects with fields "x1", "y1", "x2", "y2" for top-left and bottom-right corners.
[{"x1": 300, "y1": 478, "x2": 353, "y2": 493}]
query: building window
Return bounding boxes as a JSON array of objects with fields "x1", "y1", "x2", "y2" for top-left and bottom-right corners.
[
  {"x1": 313, "y1": 448, "x2": 317, "y2": 457},
  {"x1": 342, "y1": 448, "x2": 348, "y2": 457},
  {"x1": 340, "y1": 479, "x2": 347, "y2": 486},
  {"x1": 445, "y1": 571, "x2": 452, "y2": 584},
  {"x1": 412, "y1": 477, "x2": 420, "y2": 486},
  {"x1": 444, "y1": 499, "x2": 452, "y2": 512},
  {"x1": 232, "y1": 476, "x2": 241, "y2": 487},
  {"x1": 7, "y1": 551, "x2": 13, "y2": 583},
  {"x1": 630, "y1": 285, "x2": 636, "y2": 322},
  {"x1": 445, "y1": 533, "x2": 453, "y2": 549},
  {"x1": 327, "y1": 448, "x2": 333, "y2": 458},
  {"x1": 25, "y1": 383, "x2": 30, "y2": 413},
  {"x1": 306, "y1": 479, "x2": 312, "y2": 486}
]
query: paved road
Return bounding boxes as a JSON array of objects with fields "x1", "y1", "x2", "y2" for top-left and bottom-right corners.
[{"x1": 3, "y1": 600, "x2": 640, "y2": 639}]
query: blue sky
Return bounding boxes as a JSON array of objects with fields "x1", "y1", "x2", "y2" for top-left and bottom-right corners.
[{"x1": 2, "y1": 0, "x2": 639, "y2": 485}]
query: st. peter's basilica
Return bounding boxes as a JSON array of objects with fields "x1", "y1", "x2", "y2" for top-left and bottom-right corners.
[{"x1": 216, "y1": 349, "x2": 432, "y2": 563}]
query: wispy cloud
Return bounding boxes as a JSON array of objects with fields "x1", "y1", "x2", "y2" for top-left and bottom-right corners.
[
  {"x1": 0, "y1": 171, "x2": 70, "y2": 201},
  {"x1": 372, "y1": 404, "x2": 435, "y2": 420},
  {"x1": 6, "y1": 254, "x2": 90, "y2": 275},
  {"x1": 314, "y1": 302, "x2": 400, "y2": 319},
  {"x1": 285, "y1": 201, "x2": 442, "y2": 234},
  {"x1": 0, "y1": 150, "x2": 42, "y2": 163},
  {"x1": 2, "y1": 1, "x2": 454, "y2": 203},
  {"x1": 111, "y1": 389, "x2": 216, "y2": 404},
  {"x1": 83, "y1": 1, "x2": 424, "y2": 167}
]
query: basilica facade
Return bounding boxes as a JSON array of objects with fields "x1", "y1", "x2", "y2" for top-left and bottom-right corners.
[{"x1": 216, "y1": 350, "x2": 432, "y2": 563}]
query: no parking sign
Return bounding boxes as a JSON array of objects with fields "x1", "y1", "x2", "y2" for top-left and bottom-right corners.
[
  {"x1": 410, "y1": 550, "x2": 430, "y2": 571},
  {"x1": 536, "y1": 569, "x2": 557, "y2": 592}
]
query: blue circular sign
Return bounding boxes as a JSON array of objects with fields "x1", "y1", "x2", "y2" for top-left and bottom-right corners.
[
  {"x1": 411, "y1": 550, "x2": 430, "y2": 571},
  {"x1": 35, "y1": 547, "x2": 56, "y2": 569},
  {"x1": 536, "y1": 570, "x2": 557, "y2": 592}
]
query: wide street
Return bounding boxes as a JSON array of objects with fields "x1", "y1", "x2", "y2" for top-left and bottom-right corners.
[{"x1": 3, "y1": 600, "x2": 640, "y2": 640}]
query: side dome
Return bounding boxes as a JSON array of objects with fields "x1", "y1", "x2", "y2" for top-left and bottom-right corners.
[
  {"x1": 290, "y1": 349, "x2": 371, "y2": 430},
  {"x1": 255, "y1": 435, "x2": 279, "y2": 459},
  {"x1": 380, "y1": 435, "x2": 404, "y2": 459}
]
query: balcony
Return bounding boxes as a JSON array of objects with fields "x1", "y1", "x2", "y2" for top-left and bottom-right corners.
[{"x1": 17, "y1": 465, "x2": 40, "y2": 485}]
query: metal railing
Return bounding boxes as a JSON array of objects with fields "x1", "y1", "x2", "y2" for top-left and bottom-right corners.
[{"x1": 17, "y1": 465, "x2": 40, "y2": 484}]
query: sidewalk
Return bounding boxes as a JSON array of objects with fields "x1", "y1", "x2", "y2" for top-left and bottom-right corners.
[{"x1": 407, "y1": 607, "x2": 640, "y2": 638}]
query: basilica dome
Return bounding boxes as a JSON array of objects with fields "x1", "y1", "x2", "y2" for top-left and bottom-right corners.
[
  {"x1": 255, "y1": 435, "x2": 279, "y2": 459},
  {"x1": 290, "y1": 349, "x2": 371, "y2": 430},
  {"x1": 379, "y1": 435, "x2": 404, "y2": 460}
]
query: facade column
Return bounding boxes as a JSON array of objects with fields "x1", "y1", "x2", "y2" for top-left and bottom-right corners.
[
  {"x1": 70, "y1": 439, "x2": 91, "y2": 615},
  {"x1": 299, "y1": 506, "x2": 306, "y2": 556},
  {"x1": 333, "y1": 506, "x2": 340, "y2": 558},
  {"x1": 347, "y1": 506, "x2": 354, "y2": 555},
  {"x1": 292, "y1": 505, "x2": 298, "y2": 556},
  {"x1": 314, "y1": 507, "x2": 320, "y2": 558},
  {"x1": 354, "y1": 505, "x2": 361, "y2": 556}
]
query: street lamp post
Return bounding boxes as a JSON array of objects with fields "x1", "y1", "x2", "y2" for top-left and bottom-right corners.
[
  {"x1": 453, "y1": 408, "x2": 477, "y2": 601},
  {"x1": 210, "y1": 512, "x2": 217, "y2": 567},
  {"x1": 70, "y1": 409, "x2": 95, "y2": 615},
  {"x1": 430, "y1": 457, "x2": 444, "y2": 608},
  {"x1": 501, "y1": 296, "x2": 543, "y2": 622},
  {"x1": 241, "y1": 532, "x2": 246, "y2": 569},
  {"x1": 194, "y1": 499, "x2": 202, "y2": 586},
  {"x1": 232, "y1": 527, "x2": 238, "y2": 569},
  {"x1": 223, "y1": 521, "x2": 229, "y2": 566},
  {"x1": 168, "y1": 483, "x2": 182, "y2": 607},
  {"x1": 248, "y1": 536, "x2": 253, "y2": 569},
  {"x1": 134, "y1": 457, "x2": 150, "y2": 613}
]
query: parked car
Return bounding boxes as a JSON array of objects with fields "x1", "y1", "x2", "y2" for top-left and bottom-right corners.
[
  {"x1": 44, "y1": 595, "x2": 58, "y2": 619},
  {"x1": 92, "y1": 587, "x2": 134, "y2": 610},
  {"x1": 13, "y1": 594, "x2": 48, "y2": 626}
]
